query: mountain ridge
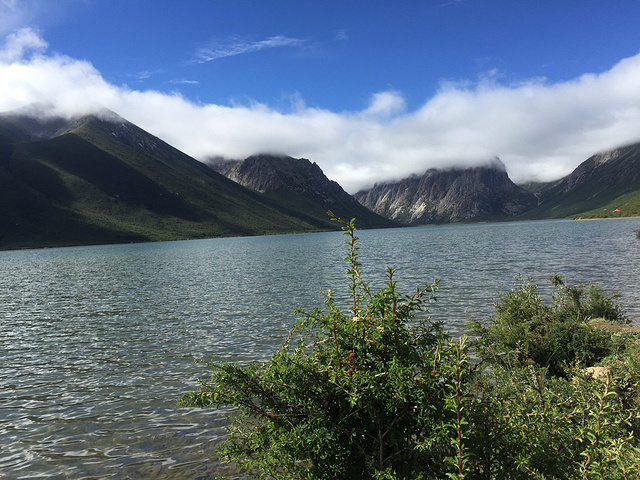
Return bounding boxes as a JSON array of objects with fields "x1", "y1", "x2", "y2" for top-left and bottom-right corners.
[
  {"x1": 516, "y1": 141, "x2": 640, "y2": 219},
  {"x1": 1, "y1": 108, "x2": 391, "y2": 250},
  {"x1": 210, "y1": 154, "x2": 397, "y2": 229},
  {"x1": 2, "y1": 105, "x2": 639, "y2": 249},
  {"x1": 353, "y1": 158, "x2": 538, "y2": 224}
]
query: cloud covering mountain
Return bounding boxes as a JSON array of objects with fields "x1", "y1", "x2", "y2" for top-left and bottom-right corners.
[{"x1": 2, "y1": 28, "x2": 640, "y2": 193}]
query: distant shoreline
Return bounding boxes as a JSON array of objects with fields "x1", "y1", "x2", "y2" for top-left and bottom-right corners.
[{"x1": 572, "y1": 215, "x2": 640, "y2": 221}]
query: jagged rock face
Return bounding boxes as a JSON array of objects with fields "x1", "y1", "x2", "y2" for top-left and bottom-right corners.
[
  {"x1": 354, "y1": 159, "x2": 537, "y2": 224},
  {"x1": 222, "y1": 154, "x2": 351, "y2": 204},
  {"x1": 354, "y1": 169, "x2": 457, "y2": 224},
  {"x1": 211, "y1": 154, "x2": 397, "y2": 228}
]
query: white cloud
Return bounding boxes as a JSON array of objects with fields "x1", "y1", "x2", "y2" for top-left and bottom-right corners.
[
  {"x1": 362, "y1": 91, "x2": 406, "y2": 117},
  {"x1": 169, "y1": 78, "x2": 199, "y2": 85},
  {"x1": 2, "y1": 28, "x2": 640, "y2": 193},
  {"x1": 0, "y1": 26, "x2": 47, "y2": 61},
  {"x1": 127, "y1": 69, "x2": 164, "y2": 82},
  {"x1": 192, "y1": 35, "x2": 306, "y2": 63}
]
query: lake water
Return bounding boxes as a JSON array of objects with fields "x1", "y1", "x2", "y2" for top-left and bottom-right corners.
[{"x1": 1, "y1": 218, "x2": 639, "y2": 479}]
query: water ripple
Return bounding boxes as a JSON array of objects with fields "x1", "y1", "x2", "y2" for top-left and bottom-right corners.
[{"x1": 1, "y1": 219, "x2": 639, "y2": 478}]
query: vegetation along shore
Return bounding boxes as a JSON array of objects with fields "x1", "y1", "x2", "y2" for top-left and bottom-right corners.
[{"x1": 180, "y1": 215, "x2": 640, "y2": 479}]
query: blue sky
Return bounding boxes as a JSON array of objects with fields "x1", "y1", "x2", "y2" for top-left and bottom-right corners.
[{"x1": 2, "y1": 0, "x2": 640, "y2": 192}]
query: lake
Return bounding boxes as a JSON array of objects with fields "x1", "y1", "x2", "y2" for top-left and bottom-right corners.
[{"x1": 1, "y1": 218, "x2": 639, "y2": 479}]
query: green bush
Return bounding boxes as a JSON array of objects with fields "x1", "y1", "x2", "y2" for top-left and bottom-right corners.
[
  {"x1": 469, "y1": 275, "x2": 640, "y2": 478},
  {"x1": 180, "y1": 215, "x2": 640, "y2": 479},
  {"x1": 470, "y1": 275, "x2": 627, "y2": 377},
  {"x1": 179, "y1": 215, "x2": 470, "y2": 479},
  {"x1": 467, "y1": 363, "x2": 640, "y2": 479},
  {"x1": 599, "y1": 330, "x2": 640, "y2": 412}
]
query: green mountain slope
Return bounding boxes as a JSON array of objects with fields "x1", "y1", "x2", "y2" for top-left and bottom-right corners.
[
  {"x1": 517, "y1": 142, "x2": 640, "y2": 219},
  {"x1": 571, "y1": 190, "x2": 640, "y2": 219},
  {"x1": 0, "y1": 111, "x2": 348, "y2": 249}
]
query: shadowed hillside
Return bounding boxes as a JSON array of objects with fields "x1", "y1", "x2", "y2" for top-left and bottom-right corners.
[{"x1": 0, "y1": 109, "x2": 367, "y2": 249}]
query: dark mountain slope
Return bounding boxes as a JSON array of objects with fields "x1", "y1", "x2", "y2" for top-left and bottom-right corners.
[
  {"x1": 213, "y1": 154, "x2": 396, "y2": 229},
  {"x1": 0, "y1": 155, "x2": 143, "y2": 249},
  {"x1": 0, "y1": 109, "x2": 71, "y2": 144},
  {"x1": 519, "y1": 142, "x2": 640, "y2": 219},
  {"x1": 0, "y1": 110, "x2": 345, "y2": 249},
  {"x1": 354, "y1": 158, "x2": 537, "y2": 224}
]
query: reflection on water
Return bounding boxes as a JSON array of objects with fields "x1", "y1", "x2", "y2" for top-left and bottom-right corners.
[{"x1": 1, "y1": 218, "x2": 639, "y2": 478}]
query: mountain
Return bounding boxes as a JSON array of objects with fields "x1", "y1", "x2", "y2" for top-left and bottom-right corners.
[
  {"x1": 210, "y1": 154, "x2": 396, "y2": 229},
  {"x1": 353, "y1": 158, "x2": 538, "y2": 225},
  {"x1": 0, "y1": 109, "x2": 373, "y2": 250},
  {"x1": 519, "y1": 142, "x2": 640, "y2": 219},
  {"x1": 4, "y1": 106, "x2": 637, "y2": 251}
]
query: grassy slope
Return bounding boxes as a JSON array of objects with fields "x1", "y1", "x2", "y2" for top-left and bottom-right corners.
[
  {"x1": 0, "y1": 119, "x2": 334, "y2": 250},
  {"x1": 517, "y1": 173, "x2": 640, "y2": 220},
  {"x1": 0, "y1": 155, "x2": 147, "y2": 249},
  {"x1": 571, "y1": 189, "x2": 640, "y2": 219}
]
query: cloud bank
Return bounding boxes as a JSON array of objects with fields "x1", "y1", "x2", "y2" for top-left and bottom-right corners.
[{"x1": 2, "y1": 28, "x2": 640, "y2": 193}]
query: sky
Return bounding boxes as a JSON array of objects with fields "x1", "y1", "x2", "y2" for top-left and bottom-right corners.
[{"x1": 2, "y1": 1, "x2": 640, "y2": 193}]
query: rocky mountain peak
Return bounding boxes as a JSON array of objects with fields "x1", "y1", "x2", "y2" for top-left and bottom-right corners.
[
  {"x1": 592, "y1": 149, "x2": 621, "y2": 167},
  {"x1": 211, "y1": 154, "x2": 397, "y2": 228},
  {"x1": 221, "y1": 154, "x2": 347, "y2": 202},
  {"x1": 354, "y1": 159, "x2": 537, "y2": 224}
]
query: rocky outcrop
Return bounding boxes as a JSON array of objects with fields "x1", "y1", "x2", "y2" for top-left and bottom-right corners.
[
  {"x1": 210, "y1": 154, "x2": 397, "y2": 228},
  {"x1": 218, "y1": 154, "x2": 348, "y2": 203},
  {"x1": 354, "y1": 158, "x2": 537, "y2": 224}
]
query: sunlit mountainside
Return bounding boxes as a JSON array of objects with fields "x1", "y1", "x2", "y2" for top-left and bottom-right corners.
[{"x1": 353, "y1": 158, "x2": 538, "y2": 224}]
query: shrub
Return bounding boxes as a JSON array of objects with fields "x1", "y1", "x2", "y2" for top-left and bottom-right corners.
[
  {"x1": 180, "y1": 216, "x2": 640, "y2": 479},
  {"x1": 178, "y1": 214, "x2": 470, "y2": 479},
  {"x1": 468, "y1": 363, "x2": 640, "y2": 479},
  {"x1": 599, "y1": 330, "x2": 640, "y2": 413},
  {"x1": 469, "y1": 275, "x2": 640, "y2": 479},
  {"x1": 469, "y1": 275, "x2": 627, "y2": 377}
]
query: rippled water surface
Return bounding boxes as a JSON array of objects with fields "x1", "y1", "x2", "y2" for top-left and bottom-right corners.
[{"x1": 1, "y1": 219, "x2": 639, "y2": 478}]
